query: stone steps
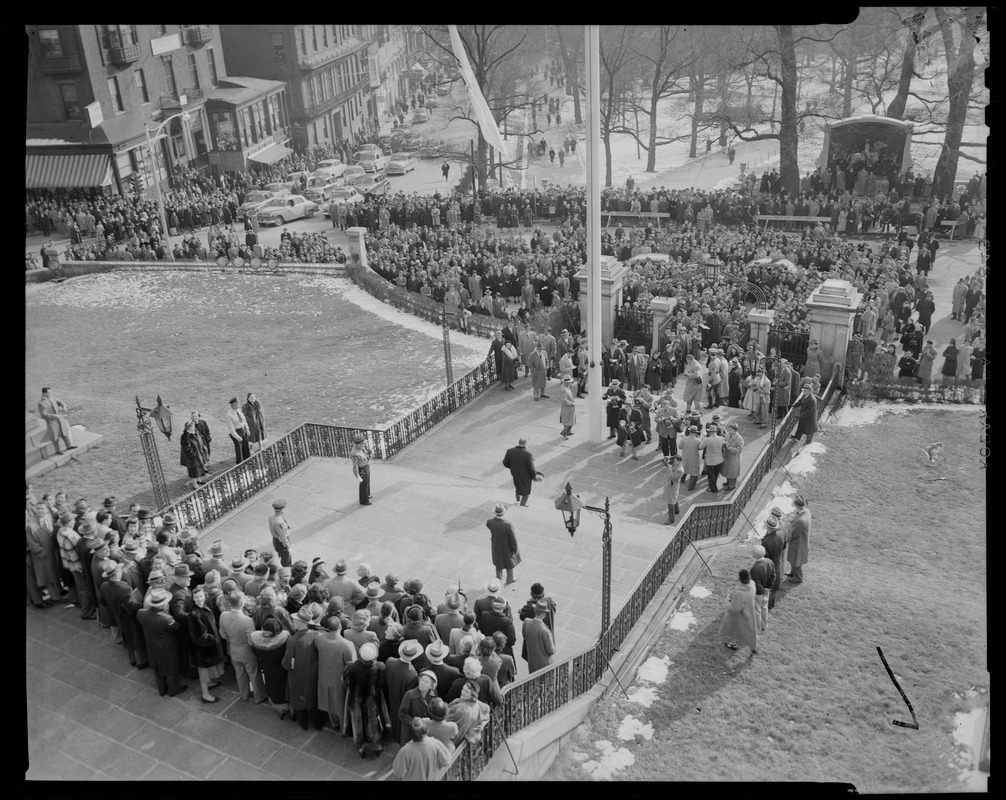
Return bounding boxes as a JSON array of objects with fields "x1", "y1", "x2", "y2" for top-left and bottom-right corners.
[{"x1": 24, "y1": 411, "x2": 104, "y2": 481}]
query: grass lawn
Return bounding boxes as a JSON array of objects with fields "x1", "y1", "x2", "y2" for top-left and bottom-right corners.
[
  {"x1": 544, "y1": 408, "x2": 986, "y2": 791},
  {"x1": 25, "y1": 271, "x2": 487, "y2": 510}
]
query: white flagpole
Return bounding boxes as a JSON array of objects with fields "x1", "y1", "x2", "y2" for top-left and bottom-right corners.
[{"x1": 585, "y1": 25, "x2": 603, "y2": 443}]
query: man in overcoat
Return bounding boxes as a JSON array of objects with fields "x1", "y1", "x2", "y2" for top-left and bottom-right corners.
[
  {"x1": 137, "y1": 588, "x2": 187, "y2": 696},
  {"x1": 529, "y1": 341, "x2": 549, "y2": 399},
  {"x1": 502, "y1": 438, "x2": 539, "y2": 506},
  {"x1": 521, "y1": 599, "x2": 556, "y2": 673},
  {"x1": 486, "y1": 504, "x2": 519, "y2": 585},
  {"x1": 791, "y1": 383, "x2": 819, "y2": 445},
  {"x1": 315, "y1": 617, "x2": 355, "y2": 730},
  {"x1": 37, "y1": 387, "x2": 75, "y2": 454},
  {"x1": 760, "y1": 517, "x2": 785, "y2": 609},
  {"x1": 283, "y1": 605, "x2": 324, "y2": 730},
  {"x1": 786, "y1": 495, "x2": 811, "y2": 584},
  {"x1": 384, "y1": 639, "x2": 421, "y2": 745}
]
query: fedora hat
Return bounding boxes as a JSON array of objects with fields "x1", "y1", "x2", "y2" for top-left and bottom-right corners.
[
  {"x1": 271, "y1": 499, "x2": 287, "y2": 510},
  {"x1": 161, "y1": 513, "x2": 177, "y2": 526},
  {"x1": 793, "y1": 494, "x2": 807, "y2": 507},
  {"x1": 359, "y1": 642, "x2": 378, "y2": 661},
  {"x1": 172, "y1": 564, "x2": 193, "y2": 578},
  {"x1": 334, "y1": 559, "x2": 347, "y2": 575},
  {"x1": 445, "y1": 593, "x2": 462, "y2": 611},
  {"x1": 230, "y1": 555, "x2": 250, "y2": 571},
  {"x1": 58, "y1": 511, "x2": 75, "y2": 526},
  {"x1": 426, "y1": 641, "x2": 449, "y2": 664},
  {"x1": 365, "y1": 584, "x2": 381, "y2": 599},
  {"x1": 101, "y1": 561, "x2": 119, "y2": 579},
  {"x1": 208, "y1": 540, "x2": 227, "y2": 557},
  {"x1": 78, "y1": 519, "x2": 96, "y2": 536},
  {"x1": 122, "y1": 540, "x2": 140, "y2": 554},
  {"x1": 494, "y1": 503, "x2": 506, "y2": 517},
  {"x1": 146, "y1": 569, "x2": 165, "y2": 584},
  {"x1": 399, "y1": 639, "x2": 423, "y2": 662},
  {"x1": 484, "y1": 578, "x2": 503, "y2": 596},
  {"x1": 148, "y1": 588, "x2": 171, "y2": 608}
]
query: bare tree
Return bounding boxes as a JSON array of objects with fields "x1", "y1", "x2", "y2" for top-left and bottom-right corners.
[
  {"x1": 599, "y1": 26, "x2": 637, "y2": 187},
  {"x1": 554, "y1": 26, "x2": 584, "y2": 125},
  {"x1": 887, "y1": 7, "x2": 927, "y2": 120}
]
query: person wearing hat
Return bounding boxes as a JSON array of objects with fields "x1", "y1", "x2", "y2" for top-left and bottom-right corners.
[
  {"x1": 521, "y1": 598, "x2": 556, "y2": 673},
  {"x1": 37, "y1": 386, "x2": 75, "y2": 455},
  {"x1": 774, "y1": 359, "x2": 794, "y2": 418},
  {"x1": 56, "y1": 512, "x2": 95, "y2": 619},
  {"x1": 479, "y1": 595, "x2": 516, "y2": 660},
  {"x1": 446, "y1": 656, "x2": 503, "y2": 707},
  {"x1": 502, "y1": 437, "x2": 541, "y2": 507},
  {"x1": 397, "y1": 669, "x2": 440, "y2": 745},
  {"x1": 486, "y1": 503, "x2": 520, "y2": 586},
  {"x1": 790, "y1": 381, "x2": 819, "y2": 446},
  {"x1": 266, "y1": 499, "x2": 292, "y2": 568},
  {"x1": 528, "y1": 338, "x2": 549, "y2": 400},
  {"x1": 180, "y1": 419, "x2": 210, "y2": 491},
  {"x1": 307, "y1": 557, "x2": 329, "y2": 585},
  {"x1": 434, "y1": 593, "x2": 465, "y2": 643},
  {"x1": 385, "y1": 639, "x2": 422, "y2": 745},
  {"x1": 350, "y1": 434, "x2": 373, "y2": 506},
  {"x1": 100, "y1": 561, "x2": 150, "y2": 669},
  {"x1": 315, "y1": 616, "x2": 354, "y2": 730},
  {"x1": 282, "y1": 603, "x2": 325, "y2": 729},
  {"x1": 201, "y1": 540, "x2": 231, "y2": 579},
  {"x1": 167, "y1": 563, "x2": 200, "y2": 680},
  {"x1": 137, "y1": 588, "x2": 188, "y2": 697},
  {"x1": 617, "y1": 392, "x2": 645, "y2": 459},
  {"x1": 343, "y1": 645, "x2": 390, "y2": 756},
  {"x1": 363, "y1": 583, "x2": 385, "y2": 618},
  {"x1": 219, "y1": 590, "x2": 265, "y2": 703},
  {"x1": 717, "y1": 569, "x2": 758, "y2": 656},
  {"x1": 446, "y1": 677, "x2": 492, "y2": 746},
  {"x1": 747, "y1": 367, "x2": 772, "y2": 428},
  {"x1": 558, "y1": 372, "x2": 578, "y2": 437},
  {"x1": 226, "y1": 397, "x2": 252, "y2": 465},
  {"x1": 662, "y1": 454, "x2": 685, "y2": 525},
  {"x1": 88, "y1": 540, "x2": 117, "y2": 633},
  {"x1": 424, "y1": 697, "x2": 458, "y2": 752},
  {"x1": 917, "y1": 339, "x2": 939, "y2": 388},
  {"x1": 761, "y1": 515, "x2": 786, "y2": 608},
  {"x1": 721, "y1": 422, "x2": 745, "y2": 492},
  {"x1": 680, "y1": 424, "x2": 703, "y2": 491},
  {"x1": 226, "y1": 555, "x2": 251, "y2": 590},
  {"x1": 603, "y1": 379, "x2": 627, "y2": 439},
  {"x1": 749, "y1": 545, "x2": 775, "y2": 633},
  {"x1": 698, "y1": 422, "x2": 726, "y2": 493},
  {"x1": 424, "y1": 641, "x2": 459, "y2": 701},
  {"x1": 501, "y1": 333, "x2": 519, "y2": 390},
  {"x1": 324, "y1": 559, "x2": 358, "y2": 603},
  {"x1": 251, "y1": 618, "x2": 292, "y2": 719},
  {"x1": 786, "y1": 495, "x2": 811, "y2": 584},
  {"x1": 682, "y1": 353, "x2": 703, "y2": 414},
  {"x1": 188, "y1": 584, "x2": 225, "y2": 703},
  {"x1": 102, "y1": 497, "x2": 127, "y2": 535}
]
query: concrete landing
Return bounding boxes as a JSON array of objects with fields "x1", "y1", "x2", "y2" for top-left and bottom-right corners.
[{"x1": 25, "y1": 412, "x2": 104, "y2": 481}]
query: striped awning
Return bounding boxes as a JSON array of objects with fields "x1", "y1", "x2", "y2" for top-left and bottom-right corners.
[
  {"x1": 247, "y1": 143, "x2": 293, "y2": 165},
  {"x1": 25, "y1": 152, "x2": 114, "y2": 189}
]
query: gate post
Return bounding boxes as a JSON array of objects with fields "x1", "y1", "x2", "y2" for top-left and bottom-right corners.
[
  {"x1": 650, "y1": 297, "x2": 676, "y2": 353},
  {"x1": 576, "y1": 255, "x2": 629, "y2": 348},
  {"x1": 747, "y1": 307, "x2": 775, "y2": 354},
  {"x1": 806, "y1": 279, "x2": 863, "y2": 379}
]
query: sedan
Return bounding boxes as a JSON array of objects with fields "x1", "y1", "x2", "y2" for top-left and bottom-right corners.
[
  {"x1": 256, "y1": 194, "x2": 319, "y2": 226},
  {"x1": 385, "y1": 156, "x2": 417, "y2": 175},
  {"x1": 355, "y1": 175, "x2": 390, "y2": 196},
  {"x1": 238, "y1": 189, "x2": 284, "y2": 220},
  {"x1": 324, "y1": 188, "x2": 364, "y2": 216},
  {"x1": 411, "y1": 109, "x2": 430, "y2": 124},
  {"x1": 354, "y1": 144, "x2": 381, "y2": 158},
  {"x1": 358, "y1": 154, "x2": 388, "y2": 174},
  {"x1": 342, "y1": 165, "x2": 368, "y2": 185},
  {"x1": 314, "y1": 159, "x2": 346, "y2": 179}
]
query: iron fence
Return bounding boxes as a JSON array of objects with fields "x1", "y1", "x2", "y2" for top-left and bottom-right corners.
[
  {"x1": 613, "y1": 307, "x2": 653, "y2": 351},
  {"x1": 436, "y1": 364, "x2": 842, "y2": 780}
]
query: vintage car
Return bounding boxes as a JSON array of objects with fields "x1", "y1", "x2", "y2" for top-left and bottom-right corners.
[
  {"x1": 385, "y1": 155, "x2": 418, "y2": 176},
  {"x1": 355, "y1": 175, "x2": 390, "y2": 196},
  {"x1": 256, "y1": 194, "x2": 319, "y2": 226},
  {"x1": 323, "y1": 188, "x2": 365, "y2": 216},
  {"x1": 237, "y1": 188, "x2": 286, "y2": 220}
]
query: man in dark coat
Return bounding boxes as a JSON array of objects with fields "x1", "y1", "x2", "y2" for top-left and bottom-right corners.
[
  {"x1": 283, "y1": 606, "x2": 325, "y2": 730},
  {"x1": 478, "y1": 596, "x2": 516, "y2": 659},
  {"x1": 760, "y1": 517, "x2": 785, "y2": 610},
  {"x1": 384, "y1": 640, "x2": 421, "y2": 745},
  {"x1": 168, "y1": 563, "x2": 198, "y2": 679},
  {"x1": 790, "y1": 382, "x2": 818, "y2": 445},
  {"x1": 397, "y1": 669, "x2": 439, "y2": 745},
  {"x1": 502, "y1": 438, "x2": 539, "y2": 506},
  {"x1": 424, "y1": 641, "x2": 460, "y2": 702},
  {"x1": 137, "y1": 589, "x2": 187, "y2": 696},
  {"x1": 486, "y1": 504, "x2": 519, "y2": 585},
  {"x1": 749, "y1": 545, "x2": 775, "y2": 634},
  {"x1": 100, "y1": 562, "x2": 149, "y2": 668},
  {"x1": 490, "y1": 331, "x2": 504, "y2": 380}
]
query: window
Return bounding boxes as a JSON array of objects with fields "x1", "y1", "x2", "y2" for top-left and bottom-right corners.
[
  {"x1": 135, "y1": 68, "x2": 148, "y2": 103},
  {"x1": 104, "y1": 24, "x2": 137, "y2": 48},
  {"x1": 311, "y1": 25, "x2": 317, "y2": 51},
  {"x1": 156, "y1": 24, "x2": 167, "y2": 35},
  {"x1": 323, "y1": 69, "x2": 333, "y2": 100},
  {"x1": 38, "y1": 28, "x2": 63, "y2": 57},
  {"x1": 331, "y1": 25, "x2": 340, "y2": 47},
  {"x1": 300, "y1": 28, "x2": 306, "y2": 56},
  {"x1": 187, "y1": 52, "x2": 200, "y2": 91},
  {"x1": 322, "y1": 25, "x2": 327, "y2": 48},
  {"x1": 207, "y1": 47, "x2": 218, "y2": 86},
  {"x1": 271, "y1": 32, "x2": 284, "y2": 60},
  {"x1": 108, "y1": 76, "x2": 124, "y2": 113},
  {"x1": 322, "y1": 115, "x2": 328, "y2": 140},
  {"x1": 162, "y1": 56, "x2": 177, "y2": 98},
  {"x1": 59, "y1": 83, "x2": 81, "y2": 120}
]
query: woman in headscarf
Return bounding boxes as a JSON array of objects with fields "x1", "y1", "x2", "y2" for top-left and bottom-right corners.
[
  {"x1": 179, "y1": 420, "x2": 209, "y2": 491},
  {"x1": 251, "y1": 617, "x2": 291, "y2": 718},
  {"x1": 188, "y1": 584, "x2": 225, "y2": 703},
  {"x1": 446, "y1": 679, "x2": 491, "y2": 746},
  {"x1": 242, "y1": 392, "x2": 266, "y2": 453},
  {"x1": 717, "y1": 569, "x2": 758, "y2": 656}
]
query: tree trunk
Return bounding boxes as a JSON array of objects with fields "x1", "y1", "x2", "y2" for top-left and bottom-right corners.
[
  {"x1": 572, "y1": 84, "x2": 583, "y2": 125},
  {"x1": 933, "y1": 8, "x2": 982, "y2": 199},
  {"x1": 689, "y1": 72, "x2": 704, "y2": 159},
  {"x1": 646, "y1": 93, "x2": 659, "y2": 172},
  {"x1": 717, "y1": 71, "x2": 729, "y2": 147},
  {"x1": 604, "y1": 134, "x2": 612, "y2": 187},
  {"x1": 886, "y1": 22, "x2": 918, "y2": 119},
  {"x1": 555, "y1": 26, "x2": 583, "y2": 125},
  {"x1": 745, "y1": 72, "x2": 754, "y2": 120},
  {"x1": 829, "y1": 54, "x2": 837, "y2": 91},
  {"x1": 841, "y1": 46, "x2": 855, "y2": 118},
  {"x1": 777, "y1": 25, "x2": 800, "y2": 196},
  {"x1": 477, "y1": 135, "x2": 489, "y2": 187}
]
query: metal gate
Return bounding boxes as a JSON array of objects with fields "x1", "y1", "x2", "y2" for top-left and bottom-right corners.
[
  {"x1": 613, "y1": 308, "x2": 652, "y2": 352},
  {"x1": 767, "y1": 326, "x2": 809, "y2": 372}
]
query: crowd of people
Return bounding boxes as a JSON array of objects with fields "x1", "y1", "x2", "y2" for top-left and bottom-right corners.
[{"x1": 26, "y1": 483, "x2": 568, "y2": 773}]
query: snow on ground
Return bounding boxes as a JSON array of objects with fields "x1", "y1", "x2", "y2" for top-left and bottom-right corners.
[
  {"x1": 626, "y1": 687, "x2": 660, "y2": 708},
  {"x1": 787, "y1": 442, "x2": 827, "y2": 476},
  {"x1": 831, "y1": 402, "x2": 984, "y2": 427},
  {"x1": 636, "y1": 655, "x2": 671, "y2": 684},
  {"x1": 689, "y1": 585, "x2": 712, "y2": 599},
  {"x1": 580, "y1": 741, "x2": 636, "y2": 780},
  {"x1": 745, "y1": 479, "x2": 800, "y2": 543},
  {"x1": 951, "y1": 708, "x2": 988, "y2": 791},
  {"x1": 617, "y1": 716, "x2": 655, "y2": 742},
  {"x1": 667, "y1": 609, "x2": 696, "y2": 631}
]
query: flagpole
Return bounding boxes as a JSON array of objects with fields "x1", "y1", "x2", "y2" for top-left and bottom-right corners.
[{"x1": 585, "y1": 25, "x2": 603, "y2": 443}]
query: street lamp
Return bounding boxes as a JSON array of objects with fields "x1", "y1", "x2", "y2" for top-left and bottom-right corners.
[
  {"x1": 135, "y1": 396, "x2": 171, "y2": 512},
  {"x1": 555, "y1": 481, "x2": 612, "y2": 634},
  {"x1": 144, "y1": 110, "x2": 191, "y2": 261}
]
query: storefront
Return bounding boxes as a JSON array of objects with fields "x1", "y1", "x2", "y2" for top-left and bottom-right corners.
[{"x1": 203, "y1": 77, "x2": 291, "y2": 175}]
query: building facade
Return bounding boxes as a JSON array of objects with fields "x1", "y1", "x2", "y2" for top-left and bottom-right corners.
[
  {"x1": 220, "y1": 24, "x2": 408, "y2": 152},
  {"x1": 26, "y1": 24, "x2": 292, "y2": 192}
]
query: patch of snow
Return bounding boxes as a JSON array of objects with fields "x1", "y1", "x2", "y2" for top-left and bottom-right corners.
[
  {"x1": 617, "y1": 715, "x2": 654, "y2": 742},
  {"x1": 831, "y1": 402, "x2": 984, "y2": 427},
  {"x1": 636, "y1": 655, "x2": 671, "y2": 685},
  {"x1": 581, "y1": 741, "x2": 636, "y2": 781},
  {"x1": 627, "y1": 687, "x2": 660, "y2": 708},
  {"x1": 570, "y1": 751, "x2": 589, "y2": 762},
  {"x1": 668, "y1": 609, "x2": 695, "y2": 631},
  {"x1": 744, "y1": 481, "x2": 799, "y2": 542},
  {"x1": 951, "y1": 708, "x2": 987, "y2": 791},
  {"x1": 787, "y1": 442, "x2": 826, "y2": 476},
  {"x1": 689, "y1": 585, "x2": 711, "y2": 599}
]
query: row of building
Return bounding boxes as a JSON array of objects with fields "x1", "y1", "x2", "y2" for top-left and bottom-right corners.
[{"x1": 26, "y1": 24, "x2": 431, "y2": 196}]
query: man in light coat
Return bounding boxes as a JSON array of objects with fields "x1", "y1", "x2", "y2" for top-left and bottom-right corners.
[
  {"x1": 219, "y1": 590, "x2": 265, "y2": 702},
  {"x1": 529, "y1": 342, "x2": 549, "y2": 401},
  {"x1": 37, "y1": 387, "x2": 75, "y2": 454},
  {"x1": 518, "y1": 324, "x2": 537, "y2": 377},
  {"x1": 698, "y1": 425, "x2": 726, "y2": 494},
  {"x1": 521, "y1": 599, "x2": 555, "y2": 673},
  {"x1": 721, "y1": 422, "x2": 744, "y2": 491},
  {"x1": 786, "y1": 495, "x2": 811, "y2": 583}
]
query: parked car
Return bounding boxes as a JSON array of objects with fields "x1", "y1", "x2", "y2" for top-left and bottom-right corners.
[
  {"x1": 303, "y1": 174, "x2": 341, "y2": 204},
  {"x1": 256, "y1": 194, "x2": 319, "y2": 226},
  {"x1": 284, "y1": 170, "x2": 311, "y2": 190},
  {"x1": 238, "y1": 189, "x2": 286, "y2": 220},
  {"x1": 313, "y1": 159, "x2": 346, "y2": 179},
  {"x1": 357, "y1": 153, "x2": 388, "y2": 174},
  {"x1": 354, "y1": 144, "x2": 381, "y2": 158},
  {"x1": 378, "y1": 134, "x2": 395, "y2": 155},
  {"x1": 411, "y1": 109, "x2": 430, "y2": 124},
  {"x1": 323, "y1": 188, "x2": 365, "y2": 216},
  {"x1": 385, "y1": 155, "x2": 418, "y2": 175},
  {"x1": 403, "y1": 133, "x2": 424, "y2": 149},
  {"x1": 264, "y1": 182, "x2": 290, "y2": 194},
  {"x1": 342, "y1": 165, "x2": 368, "y2": 185},
  {"x1": 355, "y1": 175, "x2": 390, "y2": 196}
]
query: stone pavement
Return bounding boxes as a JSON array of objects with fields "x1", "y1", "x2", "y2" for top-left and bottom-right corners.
[{"x1": 25, "y1": 372, "x2": 769, "y2": 781}]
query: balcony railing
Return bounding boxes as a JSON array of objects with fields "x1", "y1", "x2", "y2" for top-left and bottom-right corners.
[
  {"x1": 184, "y1": 25, "x2": 214, "y2": 46},
  {"x1": 39, "y1": 53, "x2": 84, "y2": 74},
  {"x1": 297, "y1": 36, "x2": 368, "y2": 70},
  {"x1": 103, "y1": 34, "x2": 141, "y2": 65},
  {"x1": 157, "y1": 89, "x2": 204, "y2": 112}
]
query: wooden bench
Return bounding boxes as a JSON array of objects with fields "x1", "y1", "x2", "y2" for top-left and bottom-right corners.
[
  {"x1": 938, "y1": 219, "x2": 959, "y2": 240},
  {"x1": 757, "y1": 215, "x2": 828, "y2": 233},
  {"x1": 603, "y1": 211, "x2": 672, "y2": 229}
]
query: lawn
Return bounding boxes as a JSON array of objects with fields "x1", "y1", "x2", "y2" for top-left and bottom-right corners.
[
  {"x1": 25, "y1": 271, "x2": 488, "y2": 510},
  {"x1": 543, "y1": 407, "x2": 987, "y2": 791}
]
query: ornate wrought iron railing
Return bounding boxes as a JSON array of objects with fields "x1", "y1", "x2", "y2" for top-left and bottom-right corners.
[{"x1": 436, "y1": 363, "x2": 842, "y2": 780}]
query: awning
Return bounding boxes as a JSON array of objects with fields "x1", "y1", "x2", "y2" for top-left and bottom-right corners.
[
  {"x1": 25, "y1": 152, "x2": 114, "y2": 189},
  {"x1": 247, "y1": 143, "x2": 293, "y2": 165}
]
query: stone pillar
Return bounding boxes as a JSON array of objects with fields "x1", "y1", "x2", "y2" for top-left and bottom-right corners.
[
  {"x1": 649, "y1": 297, "x2": 677, "y2": 354},
  {"x1": 747, "y1": 308, "x2": 775, "y2": 354},
  {"x1": 576, "y1": 255, "x2": 629, "y2": 348},
  {"x1": 806, "y1": 279, "x2": 863, "y2": 380},
  {"x1": 346, "y1": 227, "x2": 369, "y2": 270}
]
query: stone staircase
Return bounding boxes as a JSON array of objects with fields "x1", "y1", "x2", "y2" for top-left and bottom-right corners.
[{"x1": 25, "y1": 411, "x2": 103, "y2": 481}]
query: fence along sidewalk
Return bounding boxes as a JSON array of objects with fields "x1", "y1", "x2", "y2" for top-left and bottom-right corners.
[
  {"x1": 437, "y1": 363, "x2": 843, "y2": 781},
  {"x1": 162, "y1": 354, "x2": 497, "y2": 530}
]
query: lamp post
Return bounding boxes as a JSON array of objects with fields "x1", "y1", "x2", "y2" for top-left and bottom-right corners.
[
  {"x1": 144, "y1": 110, "x2": 191, "y2": 262},
  {"x1": 441, "y1": 307, "x2": 454, "y2": 385},
  {"x1": 135, "y1": 395, "x2": 172, "y2": 512},
  {"x1": 555, "y1": 481, "x2": 612, "y2": 634}
]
